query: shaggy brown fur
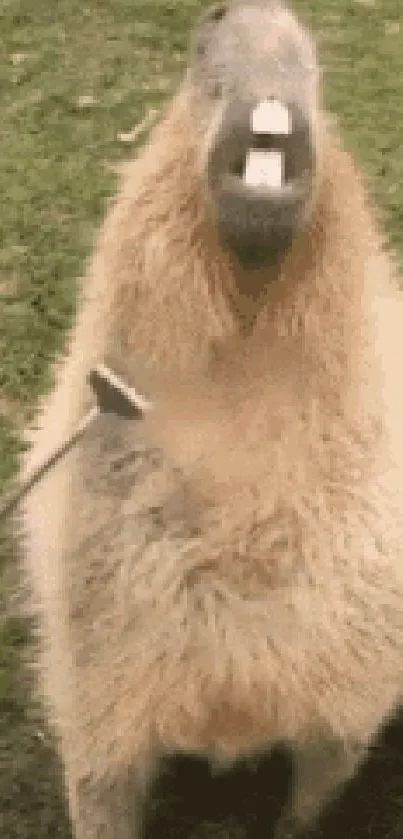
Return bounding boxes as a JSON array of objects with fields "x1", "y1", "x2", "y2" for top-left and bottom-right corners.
[{"x1": 21, "y1": 1, "x2": 403, "y2": 838}]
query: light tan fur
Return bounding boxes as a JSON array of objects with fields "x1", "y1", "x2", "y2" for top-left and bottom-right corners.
[{"x1": 21, "y1": 2, "x2": 403, "y2": 837}]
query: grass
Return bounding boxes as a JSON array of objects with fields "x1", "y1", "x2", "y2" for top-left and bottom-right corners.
[{"x1": 0, "y1": 0, "x2": 402, "y2": 836}]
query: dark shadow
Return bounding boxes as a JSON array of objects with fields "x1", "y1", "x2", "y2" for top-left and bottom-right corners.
[
  {"x1": 143, "y1": 745, "x2": 294, "y2": 838},
  {"x1": 296, "y1": 706, "x2": 403, "y2": 839},
  {"x1": 143, "y1": 707, "x2": 403, "y2": 839}
]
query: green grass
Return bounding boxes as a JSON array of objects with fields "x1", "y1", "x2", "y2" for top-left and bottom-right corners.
[{"x1": 0, "y1": 0, "x2": 402, "y2": 836}]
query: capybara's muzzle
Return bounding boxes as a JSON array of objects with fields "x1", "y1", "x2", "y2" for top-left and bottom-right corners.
[{"x1": 207, "y1": 98, "x2": 316, "y2": 268}]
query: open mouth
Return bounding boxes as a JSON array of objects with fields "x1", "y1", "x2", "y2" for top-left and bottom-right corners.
[
  {"x1": 231, "y1": 99, "x2": 292, "y2": 190},
  {"x1": 212, "y1": 98, "x2": 313, "y2": 197},
  {"x1": 206, "y1": 99, "x2": 316, "y2": 268}
]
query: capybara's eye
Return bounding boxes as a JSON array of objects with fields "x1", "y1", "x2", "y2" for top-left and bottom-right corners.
[
  {"x1": 196, "y1": 3, "x2": 228, "y2": 55},
  {"x1": 208, "y1": 3, "x2": 228, "y2": 23}
]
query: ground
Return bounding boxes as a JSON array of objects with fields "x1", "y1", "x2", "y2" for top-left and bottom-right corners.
[{"x1": 0, "y1": 0, "x2": 403, "y2": 836}]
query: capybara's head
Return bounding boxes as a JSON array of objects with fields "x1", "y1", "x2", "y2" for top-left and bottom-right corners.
[{"x1": 187, "y1": 0, "x2": 321, "y2": 269}]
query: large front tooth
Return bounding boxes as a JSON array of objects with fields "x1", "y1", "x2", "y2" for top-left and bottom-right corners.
[
  {"x1": 244, "y1": 149, "x2": 283, "y2": 188},
  {"x1": 251, "y1": 99, "x2": 291, "y2": 135}
]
